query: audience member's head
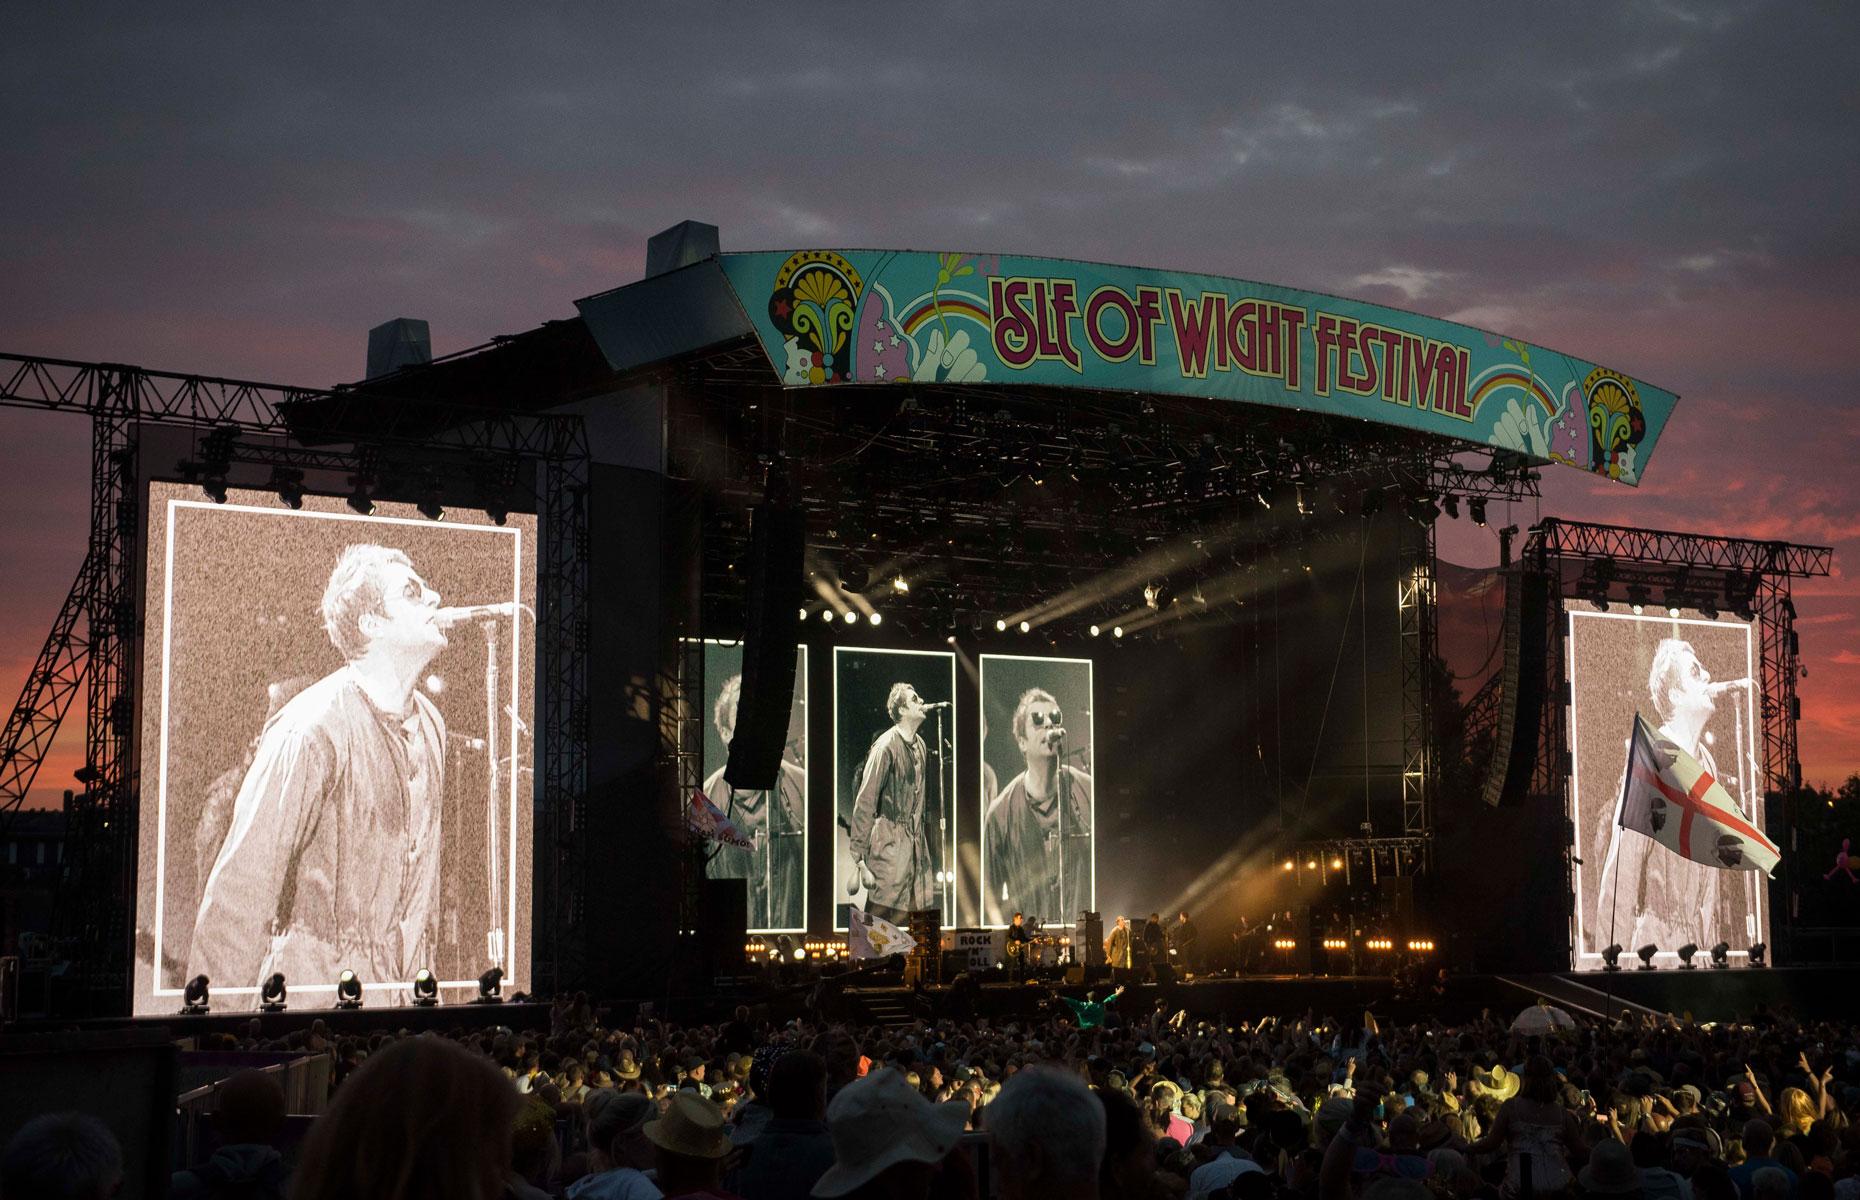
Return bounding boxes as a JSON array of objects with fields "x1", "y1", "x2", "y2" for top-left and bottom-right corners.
[
  {"x1": 585, "y1": 1088, "x2": 655, "y2": 1171},
  {"x1": 770, "y1": 1051, "x2": 829, "y2": 1121},
  {"x1": 292, "y1": 1035, "x2": 518, "y2": 1200},
  {"x1": 1, "y1": 1113, "x2": 123, "y2": 1200},
  {"x1": 814, "y1": 1068, "x2": 969, "y2": 1200},
  {"x1": 987, "y1": 1067, "x2": 1106, "y2": 1200},
  {"x1": 646, "y1": 1092, "x2": 733, "y2": 1194},
  {"x1": 214, "y1": 1068, "x2": 288, "y2": 1146},
  {"x1": 1098, "y1": 1088, "x2": 1154, "y2": 1200}
]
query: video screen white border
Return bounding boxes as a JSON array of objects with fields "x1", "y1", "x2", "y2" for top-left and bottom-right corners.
[
  {"x1": 978, "y1": 654, "x2": 1095, "y2": 930},
  {"x1": 1567, "y1": 601, "x2": 1767, "y2": 969},
  {"x1": 134, "y1": 482, "x2": 535, "y2": 1013},
  {"x1": 694, "y1": 638, "x2": 808, "y2": 934},
  {"x1": 832, "y1": 646, "x2": 958, "y2": 932}
]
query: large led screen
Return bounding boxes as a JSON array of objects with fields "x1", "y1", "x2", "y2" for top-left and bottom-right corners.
[
  {"x1": 1567, "y1": 601, "x2": 1768, "y2": 968},
  {"x1": 698, "y1": 640, "x2": 808, "y2": 933},
  {"x1": 833, "y1": 647, "x2": 956, "y2": 931},
  {"x1": 979, "y1": 655, "x2": 1094, "y2": 929},
  {"x1": 134, "y1": 482, "x2": 536, "y2": 1013}
]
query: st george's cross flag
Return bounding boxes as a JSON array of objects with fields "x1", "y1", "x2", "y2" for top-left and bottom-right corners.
[
  {"x1": 848, "y1": 906, "x2": 917, "y2": 959},
  {"x1": 1618, "y1": 714, "x2": 1780, "y2": 877}
]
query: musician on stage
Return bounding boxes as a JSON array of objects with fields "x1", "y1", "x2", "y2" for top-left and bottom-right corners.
[
  {"x1": 1104, "y1": 915, "x2": 1133, "y2": 973},
  {"x1": 1005, "y1": 911, "x2": 1034, "y2": 983},
  {"x1": 1169, "y1": 911, "x2": 1199, "y2": 973}
]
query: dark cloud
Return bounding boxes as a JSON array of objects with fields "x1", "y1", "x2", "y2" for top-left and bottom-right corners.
[{"x1": 2, "y1": 1, "x2": 1856, "y2": 792}]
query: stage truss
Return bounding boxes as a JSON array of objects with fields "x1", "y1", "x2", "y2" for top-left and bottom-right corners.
[
  {"x1": 0, "y1": 352, "x2": 591, "y2": 1010},
  {"x1": 1518, "y1": 517, "x2": 1832, "y2": 960}
]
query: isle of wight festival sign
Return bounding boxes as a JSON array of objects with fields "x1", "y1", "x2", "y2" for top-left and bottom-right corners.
[{"x1": 716, "y1": 250, "x2": 1678, "y2": 485}]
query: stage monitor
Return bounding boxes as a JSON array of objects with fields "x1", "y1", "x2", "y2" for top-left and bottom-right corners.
[
  {"x1": 833, "y1": 647, "x2": 956, "y2": 931},
  {"x1": 696, "y1": 640, "x2": 808, "y2": 933},
  {"x1": 1566, "y1": 600, "x2": 1768, "y2": 969},
  {"x1": 978, "y1": 654, "x2": 1095, "y2": 929},
  {"x1": 133, "y1": 482, "x2": 536, "y2": 1014}
]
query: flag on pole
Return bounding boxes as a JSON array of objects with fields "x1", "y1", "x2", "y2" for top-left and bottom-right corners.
[
  {"x1": 848, "y1": 906, "x2": 917, "y2": 959},
  {"x1": 688, "y1": 788, "x2": 756, "y2": 851},
  {"x1": 1618, "y1": 714, "x2": 1780, "y2": 877}
]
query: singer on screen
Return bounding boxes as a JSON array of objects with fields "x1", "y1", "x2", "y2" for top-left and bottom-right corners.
[
  {"x1": 984, "y1": 687, "x2": 1092, "y2": 926},
  {"x1": 847, "y1": 682, "x2": 935, "y2": 923},
  {"x1": 188, "y1": 543, "x2": 456, "y2": 995}
]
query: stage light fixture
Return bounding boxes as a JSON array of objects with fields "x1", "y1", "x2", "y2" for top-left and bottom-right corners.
[
  {"x1": 822, "y1": 609, "x2": 835, "y2": 623},
  {"x1": 335, "y1": 969, "x2": 363, "y2": 1009},
  {"x1": 1442, "y1": 494, "x2": 1461, "y2": 520},
  {"x1": 1710, "y1": 942, "x2": 1730, "y2": 969},
  {"x1": 996, "y1": 618, "x2": 1008, "y2": 632},
  {"x1": 1748, "y1": 942, "x2": 1766, "y2": 967},
  {"x1": 1677, "y1": 943, "x2": 1698, "y2": 968},
  {"x1": 869, "y1": 612, "x2": 882, "y2": 626},
  {"x1": 1282, "y1": 859, "x2": 1294, "y2": 871},
  {"x1": 485, "y1": 502, "x2": 508, "y2": 526},
  {"x1": 793, "y1": 947, "x2": 807, "y2": 962},
  {"x1": 1255, "y1": 490, "x2": 1272, "y2": 509},
  {"x1": 181, "y1": 974, "x2": 211, "y2": 1015},
  {"x1": 892, "y1": 575, "x2": 909, "y2": 593},
  {"x1": 1144, "y1": 581, "x2": 1173, "y2": 610},
  {"x1": 1306, "y1": 859, "x2": 1317, "y2": 870},
  {"x1": 412, "y1": 968, "x2": 438, "y2": 1006},
  {"x1": 1626, "y1": 586, "x2": 1650, "y2": 615},
  {"x1": 418, "y1": 497, "x2": 446, "y2": 522},
  {"x1": 260, "y1": 972, "x2": 287, "y2": 1012},
  {"x1": 347, "y1": 487, "x2": 375, "y2": 516},
  {"x1": 1089, "y1": 624, "x2": 1101, "y2": 637},
  {"x1": 799, "y1": 607, "x2": 809, "y2": 621},
  {"x1": 1018, "y1": 620, "x2": 1031, "y2": 633},
  {"x1": 1637, "y1": 944, "x2": 1658, "y2": 970},
  {"x1": 843, "y1": 610, "x2": 857, "y2": 624},
  {"x1": 475, "y1": 967, "x2": 505, "y2": 1003},
  {"x1": 1469, "y1": 498, "x2": 1487, "y2": 526},
  {"x1": 272, "y1": 469, "x2": 305, "y2": 510},
  {"x1": 1700, "y1": 598, "x2": 1718, "y2": 620},
  {"x1": 1602, "y1": 943, "x2": 1623, "y2": 971},
  {"x1": 202, "y1": 478, "x2": 228, "y2": 504},
  {"x1": 1331, "y1": 857, "x2": 1342, "y2": 869},
  {"x1": 1112, "y1": 626, "x2": 1124, "y2": 638}
]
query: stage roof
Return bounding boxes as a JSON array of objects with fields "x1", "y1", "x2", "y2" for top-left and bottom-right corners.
[{"x1": 575, "y1": 249, "x2": 1678, "y2": 487}]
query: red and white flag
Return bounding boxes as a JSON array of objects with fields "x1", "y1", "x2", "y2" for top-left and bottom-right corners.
[
  {"x1": 1618, "y1": 714, "x2": 1779, "y2": 877},
  {"x1": 688, "y1": 788, "x2": 756, "y2": 851}
]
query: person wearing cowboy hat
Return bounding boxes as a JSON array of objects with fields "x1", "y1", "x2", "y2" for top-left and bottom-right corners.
[
  {"x1": 1471, "y1": 1065, "x2": 1521, "y2": 1102},
  {"x1": 647, "y1": 1092, "x2": 739, "y2": 1200},
  {"x1": 1466, "y1": 1056, "x2": 1586, "y2": 1199},
  {"x1": 811, "y1": 1068, "x2": 969, "y2": 1200}
]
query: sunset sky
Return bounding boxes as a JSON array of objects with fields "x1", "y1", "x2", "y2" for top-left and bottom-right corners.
[{"x1": 2, "y1": 3, "x2": 1855, "y2": 808}]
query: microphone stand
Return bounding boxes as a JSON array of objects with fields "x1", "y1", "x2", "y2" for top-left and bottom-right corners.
[
  {"x1": 482, "y1": 617, "x2": 506, "y2": 973},
  {"x1": 936, "y1": 705, "x2": 952, "y2": 920}
]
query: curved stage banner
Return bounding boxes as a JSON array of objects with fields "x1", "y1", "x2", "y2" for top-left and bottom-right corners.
[{"x1": 715, "y1": 250, "x2": 1678, "y2": 486}]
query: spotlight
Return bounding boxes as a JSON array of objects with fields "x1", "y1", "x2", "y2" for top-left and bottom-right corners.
[
  {"x1": 475, "y1": 967, "x2": 505, "y2": 1003},
  {"x1": 1668, "y1": 605, "x2": 1681, "y2": 618},
  {"x1": 1331, "y1": 858, "x2": 1342, "y2": 869},
  {"x1": 1709, "y1": 942, "x2": 1731, "y2": 969},
  {"x1": 1677, "y1": 943, "x2": 1698, "y2": 969},
  {"x1": 1442, "y1": 494, "x2": 1461, "y2": 520},
  {"x1": 1255, "y1": 490, "x2": 1272, "y2": 509},
  {"x1": 202, "y1": 478, "x2": 228, "y2": 505},
  {"x1": 822, "y1": 609, "x2": 835, "y2": 623},
  {"x1": 995, "y1": 618, "x2": 1008, "y2": 632},
  {"x1": 1626, "y1": 586, "x2": 1650, "y2": 615},
  {"x1": 181, "y1": 974, "x2": 211, "y2": 1015},
  {"x1": 412, "y1": 968, "x2": 438, "y2": 1007},
  {"x1": 1637, "y1": 944, "x2": 1658, "y2": 970},
  {"x1": 1700, "y1": 598, "x2": 1718, "y2": 620},
  {"x1": 418, "y1": 494, "x2": 446, "y2": 522},
  {"x1": 843, "y1": 610, "x2": 857, "y2": 624},
  {"x1": 1112, "y1": 626, "x2": 1124, "y2": 638},
  {"x1": 1602, "y1": 943, "x2": 1623, "y2": 971},
  {"x1": 1018, "y1": 620, "x2": 1030, "y2": 633},
  {"x1": 1748, "y1": 942, "x2": 1766, "y2": 968},
  {"x1": 1468, "y1": 497, "x2": 1487, "y2": 526},
  {"x1": 892, "y1": 575, "x2": 909, "y2": 593},
  {"x1": 792, "y1": 947, "x2": 807, "y2": 962},
  {"x1": 260, "y1": 972, "x2": 287, "y2": 1012},
  {"x1": 1410, "y1": 495, "x2": 1440, "y2": 525},
  {"x1": 1144, "y1": 581, "x2": 1173, "y2": 611},
  {"x1": 1089, "y1": 624, "x2": 1101, "y2": 637},
  {"x1": 1306, "y1": 860, "x2": 1317, "y2": 870},
  {"x1": 271, "y1": 468, "x2": 305, "y2": 510},
  {"x1": 869, "y1": 612, "x2": 882, "y2": 626},
  {"x1": 347, "y1": 486, "x2": 375, "y2": 516},
  {"x1": 485, "y1": 502, "x2": 508, "y2": 526},
  {"x1": 335, "y1": 969, "x2": 363, "y2": 1009},
  {"x1": 799, "y1": 607, "x2": 809, "y2": 621},
  {"x1": 1283, "y1": 860, "x2": 1294, "y2": 871}
]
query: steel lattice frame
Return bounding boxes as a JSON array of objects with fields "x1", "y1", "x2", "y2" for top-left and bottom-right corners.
[
  {"x1": 0, "y1": 352, "x2": 591, "y2": 1009},
  {"x1": 1520, "y1": 517, "x2": 1829, "y2": 963},
  {"x1": 1397, "y1": 517, "x2": 1437, "y2": 857}
]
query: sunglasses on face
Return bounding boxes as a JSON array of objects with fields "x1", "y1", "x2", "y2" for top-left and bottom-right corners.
[{"x1": 1029, "y1": 710, "x2": 1063, "y2": 727}]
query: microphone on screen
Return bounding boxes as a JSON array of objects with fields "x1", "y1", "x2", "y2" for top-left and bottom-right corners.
[{"x1": 435, "y1": 602, "x2": 526, "y2": 629}]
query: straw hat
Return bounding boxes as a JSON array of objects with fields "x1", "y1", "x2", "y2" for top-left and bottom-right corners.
[
  {"x1": 1471, "y1": 1064, "x2": 1520, "y2": 1101},
  {"x1": 812, "y1": 1068, "x2": 968, "y2": 1197},
  {"x1": 643, "y1": 1092, "x2": 732, "y2": 1160}
]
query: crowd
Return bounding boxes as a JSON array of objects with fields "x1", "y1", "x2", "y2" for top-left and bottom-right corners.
[{"x1": 4, "y1": 992, "x2": 1858, "y2": 1200}]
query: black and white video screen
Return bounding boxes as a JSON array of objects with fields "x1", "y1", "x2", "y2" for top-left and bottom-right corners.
[
  {"x1": 699, "y1": 640, "x2": 808, "y2": 933},
  {"x1": 1567, "y1": 601, "x2": 1768, "y2": 968},
  {"x1": 833, "y1": 647, "x2": 956, "y2": 931},
  {"x1": 134, "y1": 482, "x2": 536, "y2": 1013},
  {"x1": 979, "y1": 655, "x2": 1094, "y2": 929}
]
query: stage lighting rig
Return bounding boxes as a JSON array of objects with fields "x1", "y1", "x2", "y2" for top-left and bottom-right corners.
[
  {"x1": 1442, "y1": 494, "x2": 1460, "y2": 520},
  {"x1": 260, "y1": 973, "x2": 287, "y2": 1012},
  {"x1": 347, "y1": 484, "x2": 376, "y2": 516},
  {"x1": 412, "y1": 968, "x2": 438, "y2": 1007},
  {"x1": 1626, "y1": 586, "x2": 1650, "y2": 615},
  {"x1": 1710, "y1": 942, "x2": 1731, "y2": 969},
  {"x1": 1144, "y1": 580, "x2": 1174, "y2": 611},
  {"x1": 475, "y1": 967, "x2": 505, "y2": 1003},
  {"x1": 335, "y1": 969, "x2": 363, "y2": 1009},
  {"x1": 1748, "y1": 942, "x2": 1766, "y2": 967},
  {"x1": 1677, "y1": 943, "x2": 1698, "y2": 969},
  {"x1": 1468, "y1": 497, "x2": 1487, "y2": 526},
  {"x1": 270, "y1": 468, "x2": 305, "y2": 510},
  {"x1": 1602, "y1": 944, "x2": 1623, "y2": 971},
  {"x1": 181, "y1": 974, "x2": 211, "y2": 1015},
  {"x1": 417, "y1": 490, "x2": 446, "y2": 522},
  {"x1": 1637, "y1": 944, "x2": 1658, "y2": 970}
]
